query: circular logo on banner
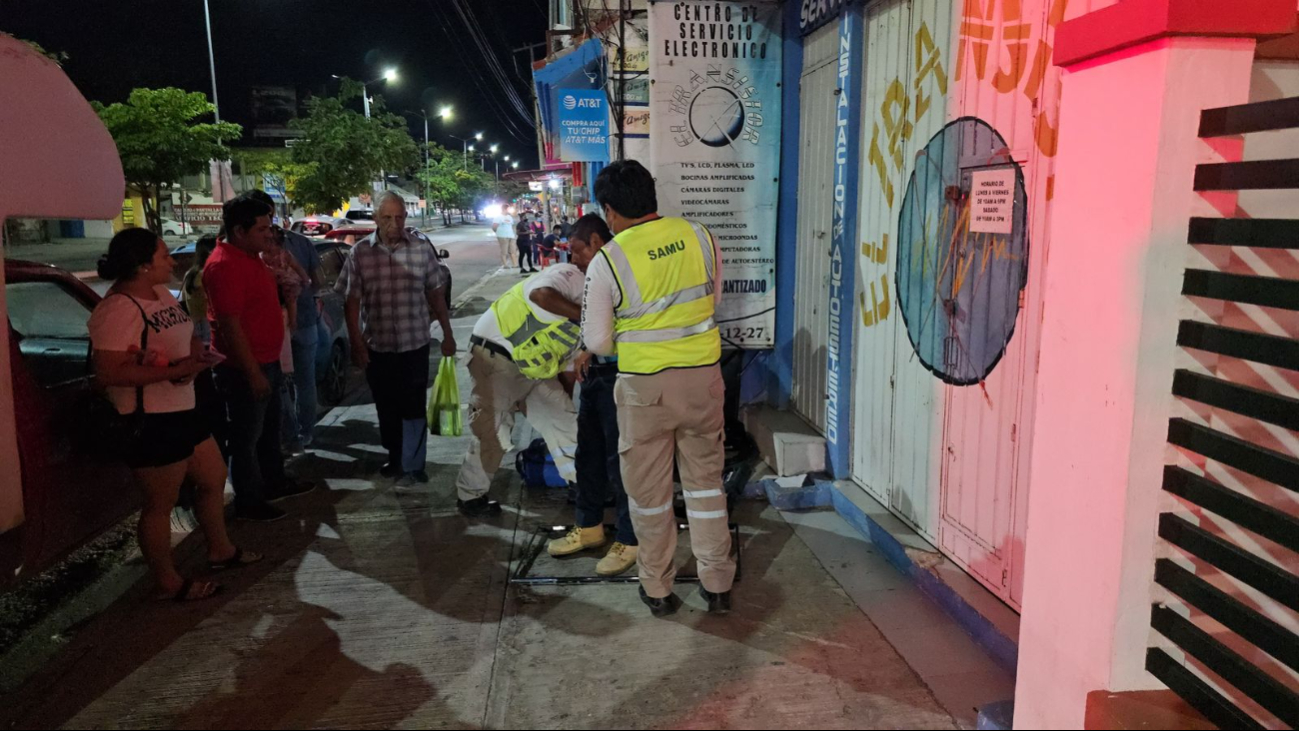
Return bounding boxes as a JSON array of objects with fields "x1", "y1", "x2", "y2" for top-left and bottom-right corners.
[
  {"x1": 895, "y1": 117, "x2": 1029, "y2": 386},
  {"x1": 666, "y1": 68, "x2": 765, "y2": 149},
  {"x1": 690, "y1": 87, "x2": 746, "y2": 147},
  {"x1": 562, "y1": 95, "x2": 577, "y2": 111}
]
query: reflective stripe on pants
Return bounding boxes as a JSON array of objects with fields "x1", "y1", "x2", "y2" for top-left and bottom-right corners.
[{"x1": 616, "y1": 364, "x2": 733, "y2": 598}]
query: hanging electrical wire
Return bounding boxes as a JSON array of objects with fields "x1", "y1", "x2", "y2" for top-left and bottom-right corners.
[
  {"x1": 422, "y1": 0, "x2": 535, "y2": 143},
  {"x1": 446, "y1": 0, "x2": 536, "y2": 127}
]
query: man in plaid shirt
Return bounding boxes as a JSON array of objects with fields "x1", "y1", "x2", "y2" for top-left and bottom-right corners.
[{"x1": 338, "y1": 192, "x2": 456, "y2": 485}]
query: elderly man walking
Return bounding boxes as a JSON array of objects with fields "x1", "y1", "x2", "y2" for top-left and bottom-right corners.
[{"x1": 338, "y1": 191, "x2": 456, "y2": 486}]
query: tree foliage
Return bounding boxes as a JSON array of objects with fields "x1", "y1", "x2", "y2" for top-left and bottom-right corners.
[
  {"x1": 414, "y1": 144, "x2": 496, "y2": 224},
  {"x1": 289, "y1": 79, "x2": 418, "y2": 214},
  {"x1": 93, "y1": 88, "x2": 242, "y2": 232},
  {"x1": 236, "y1": 148, "x2": 310, "y2": 210}
]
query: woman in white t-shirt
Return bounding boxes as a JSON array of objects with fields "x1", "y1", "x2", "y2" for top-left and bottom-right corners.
[
  {"x1": 89, "y1": 228, "x2": 262, "y2": 602},
  {"x1": 493, "y1": 207, "x2": 518, "y2": 270}
]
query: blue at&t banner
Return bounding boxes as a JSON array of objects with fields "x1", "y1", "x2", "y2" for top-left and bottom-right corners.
[{"x1": 556, "y1": 89, "x2": 610, "y2": 163}]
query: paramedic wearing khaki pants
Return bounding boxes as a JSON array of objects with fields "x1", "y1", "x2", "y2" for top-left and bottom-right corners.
[
  {"x1": 581, "y1": 160, "x2": 733, "y2": 617},
  {"x1": 452, "y1": 248, "x2": 598, "y2": 518}
]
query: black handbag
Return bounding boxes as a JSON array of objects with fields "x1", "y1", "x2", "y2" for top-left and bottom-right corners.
[{"x1": 87, "y1": 294, "x2": 150, "y2": 462}]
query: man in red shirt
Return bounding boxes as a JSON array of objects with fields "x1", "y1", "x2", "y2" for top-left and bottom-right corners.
[{"x1": 205, "y1": 195, "x2": 312, "y2": 522}]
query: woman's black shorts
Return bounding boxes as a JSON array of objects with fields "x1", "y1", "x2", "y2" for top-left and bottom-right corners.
[{"x1": 125, "y1": 409, "x2": 212, "y2": 469}]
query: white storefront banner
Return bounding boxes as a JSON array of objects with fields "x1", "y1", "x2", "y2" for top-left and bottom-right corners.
[{"x1": 650, "y1": 0, "x2": 783, "y2": 349}]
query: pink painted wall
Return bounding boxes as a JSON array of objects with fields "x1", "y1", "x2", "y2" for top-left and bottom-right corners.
[
  {"x1": 1012, "y1": 36, "x2": 1257, "y2": 729},
  {"x1": 0, "y1": 33, "x2": 124, "y2": 532}
]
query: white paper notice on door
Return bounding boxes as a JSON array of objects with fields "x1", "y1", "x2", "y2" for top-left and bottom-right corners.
[{"x1": 970, "y1": 169, "x2": 1016, "y2": 235}]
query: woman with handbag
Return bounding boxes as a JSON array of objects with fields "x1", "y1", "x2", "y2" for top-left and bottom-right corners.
[{"x1": 89, "y1": 228, "x2": 262, "y2": 602}]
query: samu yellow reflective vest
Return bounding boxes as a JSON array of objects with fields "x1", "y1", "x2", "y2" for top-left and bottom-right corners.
[
  {"x1": 489, "y1": 281, "x2": 581, "y2": 380},
  {"x1": 602, "y1": 217, "x2": 721, "y2": 376}
]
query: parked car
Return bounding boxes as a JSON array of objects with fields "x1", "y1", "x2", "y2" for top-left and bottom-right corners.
[
  {"x1": 312, "y1": 240, "x2": 354, "y2": 406},
  {"x1": 289, "y1": 215, "x2": 348, "y2": 238},
  {"x1": 159, "y1": 217, "x2": 194, "y2": 237},
  {"x1": 2, "y1": 260, "x2": 137, "y2": 589},
  {"x1": 343, "y1": 209, "x2": 376, "y2": 226},
  {"x1": 169, "y1": 240, "x2": 201, "y2": 276},
  {"x1": 322, "y1": 225, "x2": 375, "y2": 246}
]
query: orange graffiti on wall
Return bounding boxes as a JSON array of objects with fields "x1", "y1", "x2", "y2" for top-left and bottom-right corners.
[
  {"x1": 860, "y1": 234, "x2": 892, "y2": 327},
  {"x1": 956, "y1": 0, "x2": 1069, "y2": 157},
  {"x1": 867, "y1": 22, "x2": 950, "y2": 212}
]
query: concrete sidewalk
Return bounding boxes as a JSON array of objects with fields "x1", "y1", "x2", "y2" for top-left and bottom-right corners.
[{"x1": 0, "y1": 270, "x2": 1007, "y2": 730}]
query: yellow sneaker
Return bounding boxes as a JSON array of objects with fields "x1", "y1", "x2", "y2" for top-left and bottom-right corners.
[
  {"x1": 547, "y1": 525, "x2": 607, "y2": 557},
  {"x1": 596, "y1": 542, "x2": 638, "y2": 577}
]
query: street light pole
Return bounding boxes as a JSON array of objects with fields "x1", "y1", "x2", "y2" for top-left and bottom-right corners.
[
  {"x1": 203, "y1": 0, "x2": 220, "y2": 123},
  {"x1": 447, "y1": 131, "x2": 482, "y2": 170},
  {"x1": 335, "y1": 69, "x2": 397, "y2": 196},
  {"x1": 423, "y1": 113, "x2": 430, "y2": 226}
]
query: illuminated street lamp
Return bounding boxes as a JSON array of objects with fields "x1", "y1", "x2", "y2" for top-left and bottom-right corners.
[{"x1": 331, "y1": 67, "x2": 398, "y2": 119}]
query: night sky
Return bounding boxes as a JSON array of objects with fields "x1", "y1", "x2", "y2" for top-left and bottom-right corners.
[{"x1": 1, "y1": 0, "x2": 549, "y2": 167}]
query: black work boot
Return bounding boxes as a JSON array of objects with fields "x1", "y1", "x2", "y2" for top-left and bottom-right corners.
[
  {"x1": 639, "y1": 586, "x2": 682, "y2": 618},
  {"x1": 698, "y1": 585, "x2": 732, "y2": 615},
  {"x1": 457, "y1": 496, "x2": 503, "y2": 518}
]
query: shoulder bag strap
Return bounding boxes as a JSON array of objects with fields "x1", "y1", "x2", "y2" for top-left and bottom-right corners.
[{"x1": 112, "y1": 293, "x2": 151, "y2": 416}]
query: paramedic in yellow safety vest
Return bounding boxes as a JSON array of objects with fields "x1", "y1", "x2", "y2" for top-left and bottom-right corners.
[
  {"x1": 581, "y1": 160, "x2": 733, "y2": 617},
  {"x1": 452, "y1": 236, "x2": 601, "y2": 518}
]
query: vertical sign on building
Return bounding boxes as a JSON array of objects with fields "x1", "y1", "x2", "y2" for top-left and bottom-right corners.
[
  {"x1": 650, "y1": 0, "x2": 783, "y2": 349},
  {"x1": 826, "y1": 8, "x2": 863, "y2": 479}
]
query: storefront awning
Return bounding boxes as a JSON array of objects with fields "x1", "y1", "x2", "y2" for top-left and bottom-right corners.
[{"x1": 0, "y1": 35, "x2": 123, "y2": 223}]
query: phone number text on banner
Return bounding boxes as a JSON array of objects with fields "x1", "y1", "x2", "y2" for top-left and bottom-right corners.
[{"x1": 650, "y1": 0, "x2": 783, "y2": 350}]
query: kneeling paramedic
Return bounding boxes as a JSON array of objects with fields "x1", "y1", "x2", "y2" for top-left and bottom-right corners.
[
  {"x1": 545, "y1": 215, "x2": 639, "y2": 577},
  {"x1": 582, "y1": 160, "x2": 733, "y2": 617},
  {"x1": 453, "y1": 253, "x2": 593, "y2": 517}
]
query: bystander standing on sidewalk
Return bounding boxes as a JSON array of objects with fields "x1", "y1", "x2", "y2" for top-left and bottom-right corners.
[
  {"x1": 338, "y1": 191, "x2": 456, "y2": 486},
  {"x1": 90, "y1": 228, "x2": 262, "y2": 601},
  {"x1": 180, "y1": 234, "x2": 227, "y2": 455},
  {"x1": 493, "y1": 205, "x2": 518, "y2": 270},
  {"x1": 545, "y1": 214, "x2": 638, "y2": 576},
  {"x1": 516, "y1": 212, "x2": 537, "y2": 274},
  {"x1": 247, "y1": 190, "x2": 325, "y2": 452},
  {"x1": 205, "y1": 195, "x2": 314, "y2": 523}
]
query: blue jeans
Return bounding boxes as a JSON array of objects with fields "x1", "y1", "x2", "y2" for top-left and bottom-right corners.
[
  {"x1": 574, "y1": 365, "x2": 636, "y2": 545},
  {"x1": 217, "y1": 362, "x2": 286, "y2": 508},
  {"x1": 280, "y1": 325, "x2": 319, "y2": 446}
]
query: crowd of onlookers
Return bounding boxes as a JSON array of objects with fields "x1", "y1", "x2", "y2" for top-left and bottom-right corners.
[
  {"x1": 492, "y1": 205, "x2": 573, "y2": 274},
  {"x1": 82, "y1": 174, "x2": 732, "y2": 616}
]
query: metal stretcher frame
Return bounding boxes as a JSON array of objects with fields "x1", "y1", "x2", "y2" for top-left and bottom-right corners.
[{"x1": 509, "y1": 523, "x2": 743, "y2": 586}]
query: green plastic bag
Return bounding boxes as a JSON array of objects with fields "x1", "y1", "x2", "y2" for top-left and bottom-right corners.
[{"x1": 427, "y1": 357, "x2": 462, "y2": 436}]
